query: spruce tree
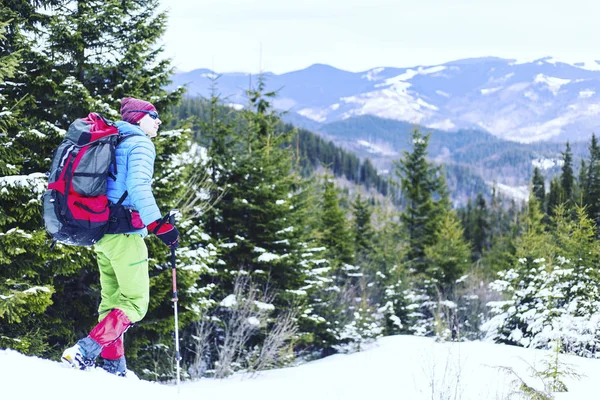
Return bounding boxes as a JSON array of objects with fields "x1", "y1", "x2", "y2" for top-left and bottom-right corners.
[
  {"x1": 576, "y1": 159, "x2": 587, "y2": 206},
  {"x1": 0, "y1": 17, "x2": 57, "y2": 354},
  {"x1": 487, "y1": 204, "x2": 600, "y2": 357},
  {"x1": 471, "y1": 193, "x2": 490, "y2": 260},
  {"x1": 547, "y1": 177, "x2": 561, "y2": 218},
  {"x1": 423, "y1": 210, "x2": 471, "y2": 338},
  {"x1": 368, "y1": 202, "x2": 409, "y2": 335},
  {"x1": 319, "y1": 174, "x2": 354, "y2": 268},
  {"x1": 0, "y1": 2, "x2": 101, "y2": 356},
  {"x1": 584, "y1": 134, "x2": 600, "y2": 225},
  {"x1": 560, "y1": 142, "x2": 574, "y2": 206},
  {"x1": 191, "y1": 78, "x2": 328, "y2": 365},
  {"x1": 351, "y1": 194, "x2": 374, "y2": 258},
  {"x1": 424, "y1": 210, "x2": 471, "y2": 297},
  {"x1": 531, "y1": 167, "x2": 545, "y2": 205},
  {"x1": 395, "y1": 130, "x2": 447, "y2": 275}
]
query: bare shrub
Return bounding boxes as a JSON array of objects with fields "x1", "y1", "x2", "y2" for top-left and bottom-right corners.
[
  {"x1": 188, "y1": 318, "x2": 215, "y2": 379},
  {"x1": 214, "y1": 275, "x2": 298, "y2": 378},
  {"x1": 250, "y1": 307, "x2": 298, "y2": 374}
]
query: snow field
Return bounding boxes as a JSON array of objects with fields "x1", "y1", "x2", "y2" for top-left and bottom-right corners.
[{"x1": 2, "y1": 335, "x2": 600, "y2": 400}]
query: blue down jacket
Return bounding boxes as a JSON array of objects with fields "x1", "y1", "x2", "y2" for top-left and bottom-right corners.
[{"x1": 107, "y1": 121, "x2": 162, "y2": 235}]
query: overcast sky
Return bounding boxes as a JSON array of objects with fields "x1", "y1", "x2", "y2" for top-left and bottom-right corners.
[{"x1": 161, "y1": 0, "x2": 597, "y2": 74}]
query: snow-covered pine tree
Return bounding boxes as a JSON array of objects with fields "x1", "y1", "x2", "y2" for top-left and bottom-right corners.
[
  {"x1": 395, "y1": 130, "x2": 447, "y2": 276},
  {"x1": 484, "y1": 203, "x2": 600, "y2": 357},
  {"x1": 0, "y1": 3, "x2": 102, "y2": 356},
  {"x1": 394, "y1": 130, "x2": 453, "y2": 338},
  {"x1": 368, "y1": 202, "x2": 409, "y2": 335},
  {"x1": 0, "y1": 17, "x2": 54, "y2": 353},
  {"x1": 191, "y1": 78, "x2": 320, "y2": 370}
]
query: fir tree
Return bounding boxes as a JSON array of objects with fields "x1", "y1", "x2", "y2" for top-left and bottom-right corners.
[
  {"x1": 584, "y1": 134, "x2": 600, "y2": 225},
  {"x1": 560, "y1": 142, "x2": 574, "y2": 206},
  {"x1": 471, "y1": 193, "x2": 490, "y2": 260},
  {"x1": 395, "y1": 130, "x2": 447, "y2": 275},
  {"x1": 319, "y1": 174, "x2": 354, "y2": 268},
  {"x1": 547, "y1": 177, "x2": 561, "y2": 218},
  {"x1": 531, "y1": 167, "x2": 545, "y2": 206},
  {"x1": 486, "y1": 204, "x2": 600, "y2": 357},
  {"x1": 575, "y1": 159, "x2": 587, "y2": 206},
  {"x1": 0, "y1": 2, "x2": 101, "y2": 356},
  {"x1": 192, "y1": 78, "x2": 324, "y2": 365},
  {"x1": 351, "y1": 194, "x2": 374, "y2": 258},
  {"x1": 424, "y1": 210, "x2": 471, "y2": 297}
]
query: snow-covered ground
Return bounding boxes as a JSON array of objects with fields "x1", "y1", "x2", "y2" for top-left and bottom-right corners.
[{"x1": 2, "y1": 335, "x2": 599, "y2": 400}]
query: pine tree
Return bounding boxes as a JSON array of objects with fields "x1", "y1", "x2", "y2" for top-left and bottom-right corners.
[
  {"x1": 190, "y1": 78, "x2": 328, "y2": 366},
  {"x1": 0, "y1": 2, "x2": 101, "y2": 356},
  {"x1": 560, "y1": 142, "x2": 574, "y2": 206},
  {"x1": 471, "y1": 193, "x2": 490, "y2": 260},
  {"x1": 531, "y1": 167, "x2": 545, "y2": 205},
  {"x1": 395, "y1": 130, "x2": 447, "y2": 275},
  {"x1": 584, "y1": 134, "x2": 600, "y2": 225},
  {"x1": 486, "y1": 204, "x2": 600, "y2": 357},
  {"x1": 0, "y1": 17, "x2": 58, "y2": 353},
  {"x1": 547, "y1": 177, "x2": 561, "y2": 218},
  {"x1": 575, "y1": 159, "x2": 587, "y2": 206},
  {"x1": 319, "y1": 175, "x2": 354, "y2": 268},
  {"x1": 424, "y1": 210, "x2": 471, "y2": 297},
  {"x1": 351, "y1": 194, "x2": 374, "y2": 258}
]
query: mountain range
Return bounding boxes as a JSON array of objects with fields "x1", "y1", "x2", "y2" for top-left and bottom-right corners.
[{"x1": 170, "y1": 57, "x2": 600, "y2": 144}]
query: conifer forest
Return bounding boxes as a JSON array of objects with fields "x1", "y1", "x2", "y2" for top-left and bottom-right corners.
[{"x1": 4, "y1": 0, "x2": 600, "y2": 382}]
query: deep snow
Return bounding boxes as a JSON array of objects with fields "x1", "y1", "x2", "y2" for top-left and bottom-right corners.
[{"x1": 2, "y1": 335, "x2": 599, "y2": 400}]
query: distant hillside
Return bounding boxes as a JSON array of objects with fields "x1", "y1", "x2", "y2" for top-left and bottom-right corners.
[
  {"x1": 172, "y1": 99, "x2": 592, "y2": 205},
  {"x1": 315, "y1": 115, "x2": 588, "y2": 189},
  {"x1": 171, "y1": 98, "x2": 389, "y2": 197}
]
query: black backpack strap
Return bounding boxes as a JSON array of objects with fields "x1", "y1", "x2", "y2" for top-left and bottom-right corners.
[{"x1": 116, "y1": 191, "x2": 128, "y2": 206}]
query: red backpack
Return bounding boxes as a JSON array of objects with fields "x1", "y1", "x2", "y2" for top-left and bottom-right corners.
[{"x1": 43, "y1": 113, "x2": 141, "y2": 247}]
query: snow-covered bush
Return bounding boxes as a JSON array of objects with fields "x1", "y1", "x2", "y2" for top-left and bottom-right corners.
[{"x1": 483, "y1": 256, "x2": 600, "y2": 357}]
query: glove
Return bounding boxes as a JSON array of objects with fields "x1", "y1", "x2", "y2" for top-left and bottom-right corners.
[{"x1": 148, "y1": 218, "x2": 179, "y2": 248}]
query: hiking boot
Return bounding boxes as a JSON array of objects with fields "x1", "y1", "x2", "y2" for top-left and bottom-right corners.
[
  {"x1": 61, "y1": 344, "x2": 95, "y2": 370},
  {"x1": 101, "y1": 356, "x2": 127, "y2": 377}
]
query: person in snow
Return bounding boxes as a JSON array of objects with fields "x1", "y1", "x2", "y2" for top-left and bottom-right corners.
[{"x1": 61, "y1": 97, "x2": 180, "y2": 376}]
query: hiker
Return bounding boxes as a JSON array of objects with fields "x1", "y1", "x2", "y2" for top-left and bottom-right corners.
[{"x1": 61, "y1": 97, "x2": 180, "y2": 376}]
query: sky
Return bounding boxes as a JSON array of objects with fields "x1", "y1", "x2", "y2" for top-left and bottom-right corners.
[{"x1": 161, "y1": 0, "x2": 598, "y2": 75}]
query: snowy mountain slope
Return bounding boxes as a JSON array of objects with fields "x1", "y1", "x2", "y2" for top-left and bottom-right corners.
[
  {"x1": 3, "y1": 335, "x2": 600, "y2": 400},
  {"x1": 170, "y1": 57, "x2": 600, "y2": 143}
]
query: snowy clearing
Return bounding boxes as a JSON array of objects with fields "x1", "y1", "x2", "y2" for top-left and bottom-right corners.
[{"x1": 2, "y1": 335, "x2": 600, "y2": 400}]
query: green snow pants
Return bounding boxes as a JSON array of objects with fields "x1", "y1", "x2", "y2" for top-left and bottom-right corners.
[{"x1": 93, "y1": 233, "x2": 149, "y2": 323}]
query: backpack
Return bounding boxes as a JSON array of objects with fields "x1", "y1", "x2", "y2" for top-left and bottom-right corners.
[{"x1": 42, "y1": 113, "x2": 142, "y2": 247}]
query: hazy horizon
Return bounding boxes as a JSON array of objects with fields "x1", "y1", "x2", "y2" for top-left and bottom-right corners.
[{"x1": 162, "y1": 0, "x2": 599, "y2": 74}]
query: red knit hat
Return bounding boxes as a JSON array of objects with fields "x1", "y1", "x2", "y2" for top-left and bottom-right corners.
[{"x1": 120, "y1": 97, "x2": 157, "y2": 124}]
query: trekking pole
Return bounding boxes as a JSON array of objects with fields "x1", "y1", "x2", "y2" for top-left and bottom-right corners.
[{"x1": 169, "y1": 209, "x2": 182, "y2": 389}]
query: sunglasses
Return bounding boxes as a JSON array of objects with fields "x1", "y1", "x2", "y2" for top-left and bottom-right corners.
[{"x1": 125, "y1": 110, "x2": 160, "y2": 120}]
